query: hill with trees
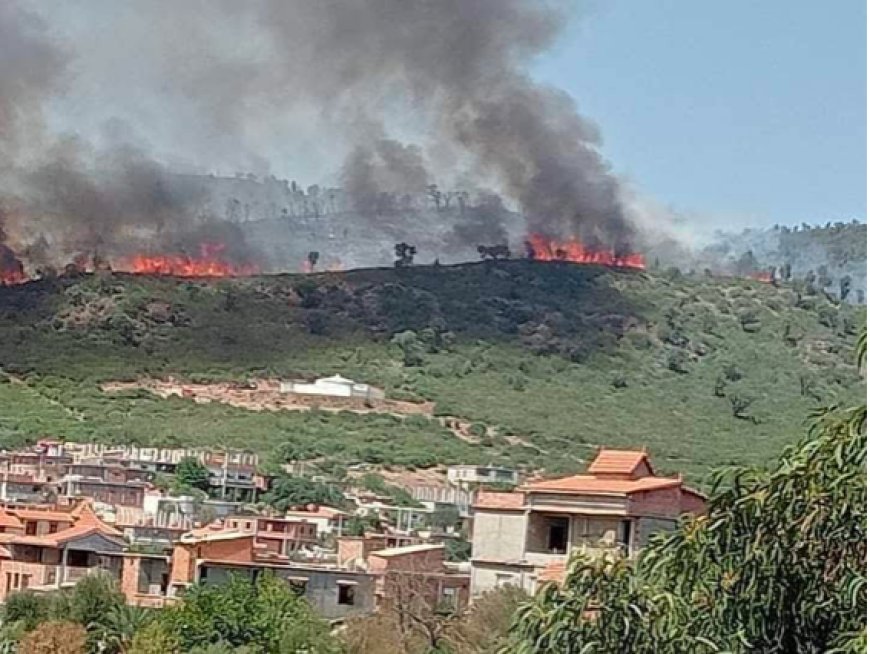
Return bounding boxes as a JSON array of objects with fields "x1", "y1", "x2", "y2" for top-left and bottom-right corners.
[
  {"x1": 0, "y1": 260, "x2": 863, "y2": 484},
  {"x1": 699, "y1": 221, "x2": 867, "y2": 303}
]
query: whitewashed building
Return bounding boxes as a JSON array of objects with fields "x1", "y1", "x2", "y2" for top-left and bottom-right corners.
[
  {"x1": 447, "y1": 465, "x2": 519, "y2": 488},
  {"x1": 279, "y1": 375, "x2": 385, "y2": 401}
]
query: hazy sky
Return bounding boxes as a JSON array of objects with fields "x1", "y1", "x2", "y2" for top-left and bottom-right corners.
[
  {"x1": 535, "y1": 0, "x2": 867, "y2": 228},
  {"x1": 21, "y1": 0, "x2": 868, "y2": 233}
]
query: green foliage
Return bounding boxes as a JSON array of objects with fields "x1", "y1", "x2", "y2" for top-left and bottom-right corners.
[
  {"x1": 3, "y1": 591, "x2": 52, "y2": 632},
  {"x1": 262, "y1": 473, "x2": 346, "y2": 512},
  {"x1": 356, "y1": 473, "x2": 421, "y2": 508},
  {"x1": 429, "y1": 505, "x2": 461, "y2": 532},
  {"x1": 0, "y1": 263, "x2": 863, "y2": 485},
  {"x1": 444, "y1": 537, "x2": 472, "y2": 562},
  {"x1": 159, "y1": 573, "x2": 340, "y2": 653},
  {"x1": 508, "y1": 356, "x2": 866, "y2": 652},
  {"x1": 174, "y1": 456, "x2": 211, "y2": 492}
]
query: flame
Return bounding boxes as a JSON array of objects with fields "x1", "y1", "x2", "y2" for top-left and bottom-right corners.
[
  {"x1": 748, "y1": 271, "x2": 773, "y2": 283},
  {"x1": 525, "y1": 233, "x2": 646, "y2": 269},
  {"x1": 119, "y1": 243, "x2": 258, "y2": 277},
  {"x1": 0, "y1": 245, "x2": 27, "y2": 285}
]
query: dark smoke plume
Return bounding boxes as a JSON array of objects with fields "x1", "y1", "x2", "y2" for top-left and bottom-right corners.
[{"x1": 1, "y1": 0, "x2": 639, "y2": 273}]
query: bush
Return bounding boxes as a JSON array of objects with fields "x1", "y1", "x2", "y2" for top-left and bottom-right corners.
[
  {"x1": 159, "y1": 574, "x2": 340, "y2": 653},
  {"x1": 19, "y1": 621, "x2": 87, "y2": 654},
  {"x1": 3, "y1": 591, "x2": 51, "y2": 632},
  {"x1": 666, "y1": 349, "x2": 691, "y2": 374}
]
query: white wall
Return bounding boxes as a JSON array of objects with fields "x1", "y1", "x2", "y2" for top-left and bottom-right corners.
[{"x1": 471, "y1": 510, "x2": 527, "y2": 562}]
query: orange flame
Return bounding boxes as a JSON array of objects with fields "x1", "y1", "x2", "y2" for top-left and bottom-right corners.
[
  {"x1": 748, "y1": 271, "x2": 773, "y2": 283},
  {"x1": 119, "y1": 243, "x2": 258, "y2": 277},
  {"x1": 0, "y1": 245, "x2": 27, "y2": 285},
  {"x1": 525, "y1": 233, "x2": 645, "y2": 269}
]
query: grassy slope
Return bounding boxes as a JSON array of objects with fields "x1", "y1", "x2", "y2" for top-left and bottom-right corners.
[{"x1": 0, "y1": 261, "x2": 863, "y2": 485}]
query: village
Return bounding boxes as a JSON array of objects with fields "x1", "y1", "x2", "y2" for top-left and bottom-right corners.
[{"x1": 0, "y1": 433, "x2": 704, "y2": 622}]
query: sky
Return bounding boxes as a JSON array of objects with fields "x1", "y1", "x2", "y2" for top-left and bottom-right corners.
[
  {"x1": 533, "y1": 0, "x2": 867, "y2": 228},
  {"x1": 20, "y1": 0, "x2": 868, "y2": 234}
]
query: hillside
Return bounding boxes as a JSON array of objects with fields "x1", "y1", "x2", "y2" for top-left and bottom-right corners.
[{"x1": 0, "y1": 261, "x2": 863, "y2": 485}]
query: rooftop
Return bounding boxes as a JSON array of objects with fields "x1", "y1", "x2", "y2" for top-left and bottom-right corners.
[
  {"x1": 521, "y1": 475, "x2": 682, "y2": 495},
  {"x1": 473, "y1": 491, "x2": 525, "y2": 510}
]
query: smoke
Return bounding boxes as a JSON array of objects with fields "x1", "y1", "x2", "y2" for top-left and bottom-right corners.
[
  {"x1": 2, "y1": 0, "x2": 644, "y2": 273},
  {"x1": 341, "y1": 139, "x2": 429, "y2": 217}
]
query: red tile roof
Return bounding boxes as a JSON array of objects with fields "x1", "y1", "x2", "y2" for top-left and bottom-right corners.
[
  {"x1": 473, "y1": 491, "x2": 525, "y2": 510},
  {"x1": 522, "y1": 475, "x2": 681, "y2": 495},
  {"x1": 0, "y1": 510, "x2": 23, "y2": 529},
  {"x1": 12, "y1": 509, "x2": 74, "y2": 523},
  {"x1": 587, "y1": 449, "x2": 653, "y2": 477}
]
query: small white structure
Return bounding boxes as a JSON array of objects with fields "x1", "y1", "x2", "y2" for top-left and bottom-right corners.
[
  {"x1": 447, "y1": 465, "x2": 519, "y2": 488},
  {"x1": 279, "y1": 375, "x2": 385, "y2": 401}
]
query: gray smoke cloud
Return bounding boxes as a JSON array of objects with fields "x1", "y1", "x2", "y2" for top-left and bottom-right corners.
[{"x1": 2, "y1": 0, "x2": 641, "y2": 273}]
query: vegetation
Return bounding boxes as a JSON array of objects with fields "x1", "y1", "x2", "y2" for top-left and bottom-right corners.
[
  {"x1": 0, "y1": 261, "x2": 863, "y2": 484},
  {"x1": 173, "y1": 456, "x2": 211, "y2": 492},
  {"x1": 261, "y1": 472, "x2": 347, "y2": 511},
  {"x1": 343, "y1": 585, "x2": 526, "y2": 654},
  {"x1": 507, "y1": 337, "x2": 866, "y2": 653},
  {"x1": 2, "y1": 572, "x2": 338, "y2": 654},
  {"x1": 159, "y1": 574, "x2": 340, "y2": 653}
]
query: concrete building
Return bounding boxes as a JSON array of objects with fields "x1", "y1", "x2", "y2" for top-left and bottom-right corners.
[
  {"x1": 279, "y1": 375, "x2": 385, "y2": 401},
  {"x1": 446, "y1": 465, "x2": 519, "y2": 489},
  {"x1": 283, "y1": 505, "x2": 348, "y2": 536},
  {"x1": 469, "y1": 449, "x2": 705, "y2": 596},
  {"x1": 167, "y1": 529, "x2": 377, "y2": 620}
]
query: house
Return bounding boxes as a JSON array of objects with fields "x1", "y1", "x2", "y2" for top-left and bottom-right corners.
[
  {"x1": 167, "y1": 528, "x2": 377, "y2": 620},
  {"x1": 446, "y1": 465, "x2": 519, "y2": 489},
  {"x1": 0, "y1": 473, "x2": 56, "y2": 504},
  {"x1": 207, "y1": 515, "x2": 320, "y2": 556},
  {"x1": 282, "y1": 505, "x2": 348, "y2": 536},
  {"x1": 469, "y1": 449, "x2": 705, "y2": 596},
  {"x1": 279, "y1": 375, "x2": 385, "y2": 401},
  {"x1": 61, "y1": 476, "x2": 148, "y2": 508},
  {"x1": 367, "y1": 543, "x2": 470, "y2": 612},
  {"x1": 337, "y1": 533, "x2": 423, "y2": 569},
  {"x1": 0, "y1": 502, "x2": 127, "y2": 600}
]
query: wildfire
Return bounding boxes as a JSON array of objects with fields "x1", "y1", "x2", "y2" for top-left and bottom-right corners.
[
  {"x1": 119, "y1": 243, "x2": 259, "y2": 278},
  {"x1": 525, "y1": 233, "x2": 646, "y2": 269},
  {"x1": 748, "y1": 271, "x2": 773, "y2": 283},
  {"x1": 0, "y1": 245, "x2": 27, "y2": 286}
]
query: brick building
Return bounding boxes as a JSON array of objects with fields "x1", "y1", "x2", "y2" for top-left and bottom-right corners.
[{"x1": 469, "y1": 449, "x2": 705, "y2": 595}]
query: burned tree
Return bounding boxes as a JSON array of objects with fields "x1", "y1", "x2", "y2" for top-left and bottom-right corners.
[
  {"x1": 839, "y1": 275, "x2": 852, "y2": 302},
  {"x1": 394, "y1": 242, "x2": 417, "y2": 268},
  {"x1": 307, "y1": 250, "x2": 320, "y2": 271}
]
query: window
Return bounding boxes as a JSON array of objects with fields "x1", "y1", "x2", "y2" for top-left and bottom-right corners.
[
  {"x1": 20, "y1": 575, "x2": 29, "y2": 590},
  {"x1": 25, "y1": 522, "x2": 37, "y2": 536},
  {"x1": 68, "y1": 550, "x2": 89, "y2": 567},
  {"x1": 48, "y1": 522, "x2": 58, "y2": 534},
  {"x1": 546, "y1": 517, "x2": 569, "y2": 554},
  {"x1": 337, "y1": 583, "x2": 356, "y2": 606}
]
